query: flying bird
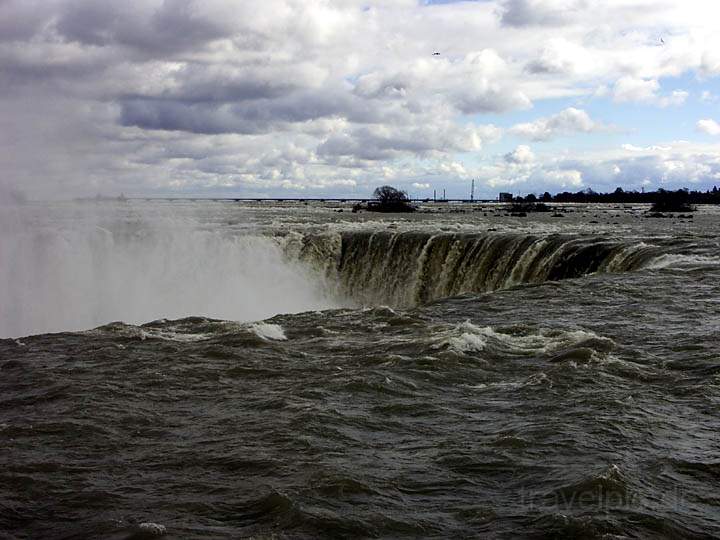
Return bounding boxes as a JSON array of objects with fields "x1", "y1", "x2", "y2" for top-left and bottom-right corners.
[{"x1": 432, "y1": 51, "x2": 441, "y2": 56}]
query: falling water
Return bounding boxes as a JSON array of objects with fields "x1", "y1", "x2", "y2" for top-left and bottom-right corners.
[{"x1": 0, "y1": 202, "x2": 336, "y2": 337}]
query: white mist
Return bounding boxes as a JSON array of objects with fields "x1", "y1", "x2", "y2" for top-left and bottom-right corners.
[{"x1": 0, "y1": 201, "x2": 336, "y2": 337}]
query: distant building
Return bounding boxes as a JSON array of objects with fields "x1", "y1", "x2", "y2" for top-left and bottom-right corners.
[{"x1": 499, "y1": 192, "x2": 513, "y2": 202}]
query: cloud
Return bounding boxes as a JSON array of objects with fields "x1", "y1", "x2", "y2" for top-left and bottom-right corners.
[
  {"x1": 613, "y1": 77, "x2": 688, "y2": 107},
  {"x1": 697, "y1": 119, "x2": 720, "y2": 136},
  {"x1": 119, "y1": 89, "x2": 386, "y2": 135},
  {"x1": 504, "y1": 145, "x2": 535, "y2": 164},
  {"x1": 613, "y1": 77, "x2": 659, "y2": 103},
  {"x1": 470, "y1": 138, "x2": 720, "y2": 197},
  {"x1": 454, "y1": 86, "x2": 532, "y2": 114},
  {"x1": 509, "y1": 108, "x2": 603, "y2": 141},
  {"x1": 317, "y1": 121, "x2": 498, "y2": 162},
  {"x1": 524, "y1": 38, "x2": 590, "y2": 75},
  {"x1": 663, "y1": 90, "x2": 689, "y2": 107},
  {"x1": 0, "y1": 0, "x2": 719, "y2": 198},
  {"x1": 499, "y1": 0, "x2": 585, "y2": 27},
  {"x1": 621, "y1": 144, "x2": 671, "y2": 152},
  {"x1": 700, "y1": 40, "x2": 720, "y2": 77},
  {"x1": 0, "y1": 0, "x2": 51, "y2": 43},
  {"x1": 353, "y1": 49, "x2": 533, "y2": 115},
  {"x1": 413, "y1": 139, "x2": 720, "y2": 197},
  {"x1": 55, "y1": 0, "x2": 245, "y2": 55},
  {"x1": 542, "y1": 169, "x2": 584, "y2": 187}
]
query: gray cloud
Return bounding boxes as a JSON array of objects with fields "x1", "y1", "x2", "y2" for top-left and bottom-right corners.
[
  {"x1": 454, "y1": 87, "x2": 532, "y2": 114},
  {"x1": 119, "y1": 86, "x2": 407, "y2": 135},
  {"x1": 55, "y1": 0, "x2": 235, "y2": 55},
  {"x1": 0, "y1": 0, "x2": 50, "y2": 43},
  {"x1": 499, "y1": 0, "x2": 586, "y2": 27},
  {"x1": 163, "y1": 62, "x2": 321, "y2": 103},
  {"x1": 504, "y1": 145, "x2": 535, "y2": 164},
  {"x1": 523, "y1": 39, "x2": 585, "y2": 75},
  {"x1": 317, "y1": 122, "x2": 488, "y2": 162}
]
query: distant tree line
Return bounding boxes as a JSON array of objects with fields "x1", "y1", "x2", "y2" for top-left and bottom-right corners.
[
  {"x1": 513, "y1": 186, "x2": 720, "y2": 206},
  {"x1": 358, "y1": 185, "x2": 718, "y2": 214}
]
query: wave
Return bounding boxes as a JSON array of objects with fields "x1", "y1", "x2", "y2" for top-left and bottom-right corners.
[
  {"x1": 298, "y1": 231, "x2": 664, "y2": 307},
  {"x1": 250, "y1": 322, "x2": 287, "y2": 341},
  {"x1": 643, "y1": 253, "x2": 720, "y2": 270},
  {"x1": 431, "y1": 320, "x2": 615, "y2": 362},
  {"x1": 552, "y1": 464, "x2": 630, "y2": 506},
  {"x1": 85, "y1": 318, "x2": 293, "y2": 347},
  {"x1": 136, "y1": 522, "x2": 167, "y2": 537}
]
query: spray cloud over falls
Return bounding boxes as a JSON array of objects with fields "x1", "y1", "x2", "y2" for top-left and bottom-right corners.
[{"x1": 0, "y1": 203, "x2": 336, "y2": 337}]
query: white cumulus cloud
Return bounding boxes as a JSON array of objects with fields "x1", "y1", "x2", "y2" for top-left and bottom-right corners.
[
  {"x1": 613, "y1": 77, "x2": 688, "y2": 107},
  {"x1": 697, "y1": 119, "x2": 720, "y2": 136},
  {"x1": 510, "y1": 108, "x2": 603, "y2": 141},
  {"x1": 504, "y1": 145, "x2": 536, "y2": 164}
]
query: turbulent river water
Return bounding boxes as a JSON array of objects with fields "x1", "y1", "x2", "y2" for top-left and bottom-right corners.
[{"x1": 1, "y1": 201, "x2": 719, "y2": 539}]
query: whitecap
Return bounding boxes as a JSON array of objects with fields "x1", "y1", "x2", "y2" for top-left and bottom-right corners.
[
  {"x1": 434, "y1": 320, "x2": 614, "y2": 359},
  {"x1": 138, "y1": 522, "x2": 166, "y2": 535},
  {"x1": 644, "y1": 253, "x2": 720, "y2": 269},
  {"x1": 447, "y1": 330, "x2": 488, "y2": 353},
  {"x1": 251, "y1": 323, "x2": 287, "y2": 341},
  {"x1": 139, "y1": 328, "x2": 213, "y2": 342}
]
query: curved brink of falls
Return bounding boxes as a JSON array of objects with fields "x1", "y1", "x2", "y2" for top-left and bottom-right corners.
[{"x1": 298, "y1": 231, "x2": 664, "y2": 307}]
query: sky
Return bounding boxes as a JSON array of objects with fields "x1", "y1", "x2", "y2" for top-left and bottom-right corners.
[{"x1": 1, "y1": 0, "x2": 720, "y2": 200}]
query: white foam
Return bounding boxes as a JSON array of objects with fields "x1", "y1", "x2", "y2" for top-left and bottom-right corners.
[
  {"x1": 139, "y1": 329, "x2": 214, "y2": 343},
  {"x1": 448, "y1": 331, "x2": 488, "y2": 352},
  {"x1": 465, "y1": 381, "x2": 522, "y2": 390},
  {"x1": 436, "y1": 320, "x2": 613, "y2": 357},
  {"x1": 523, "y1": 372, "x2": 552, "y2": 386},
  {"x1": 465, "y1": 372, "x2": 550, "y2": 391},
  {"x1": 83, "y1": 324, "x2": 210, "y2": 343},
  {"x1": 644, "y1": 253, "x2": 720, "y2": 269},
  {"x1": 599, "y1": 463, "x2": 624, "y2": 481},
  {"x1": 434, "y1": 321, "x2": 489, "y2": 353},
  {"x1": 138, "y1": 522, "x2": 166, "y2": 535},
  {"x1": 251, "y1": 323, "x2": 287, "y2": 341}
]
